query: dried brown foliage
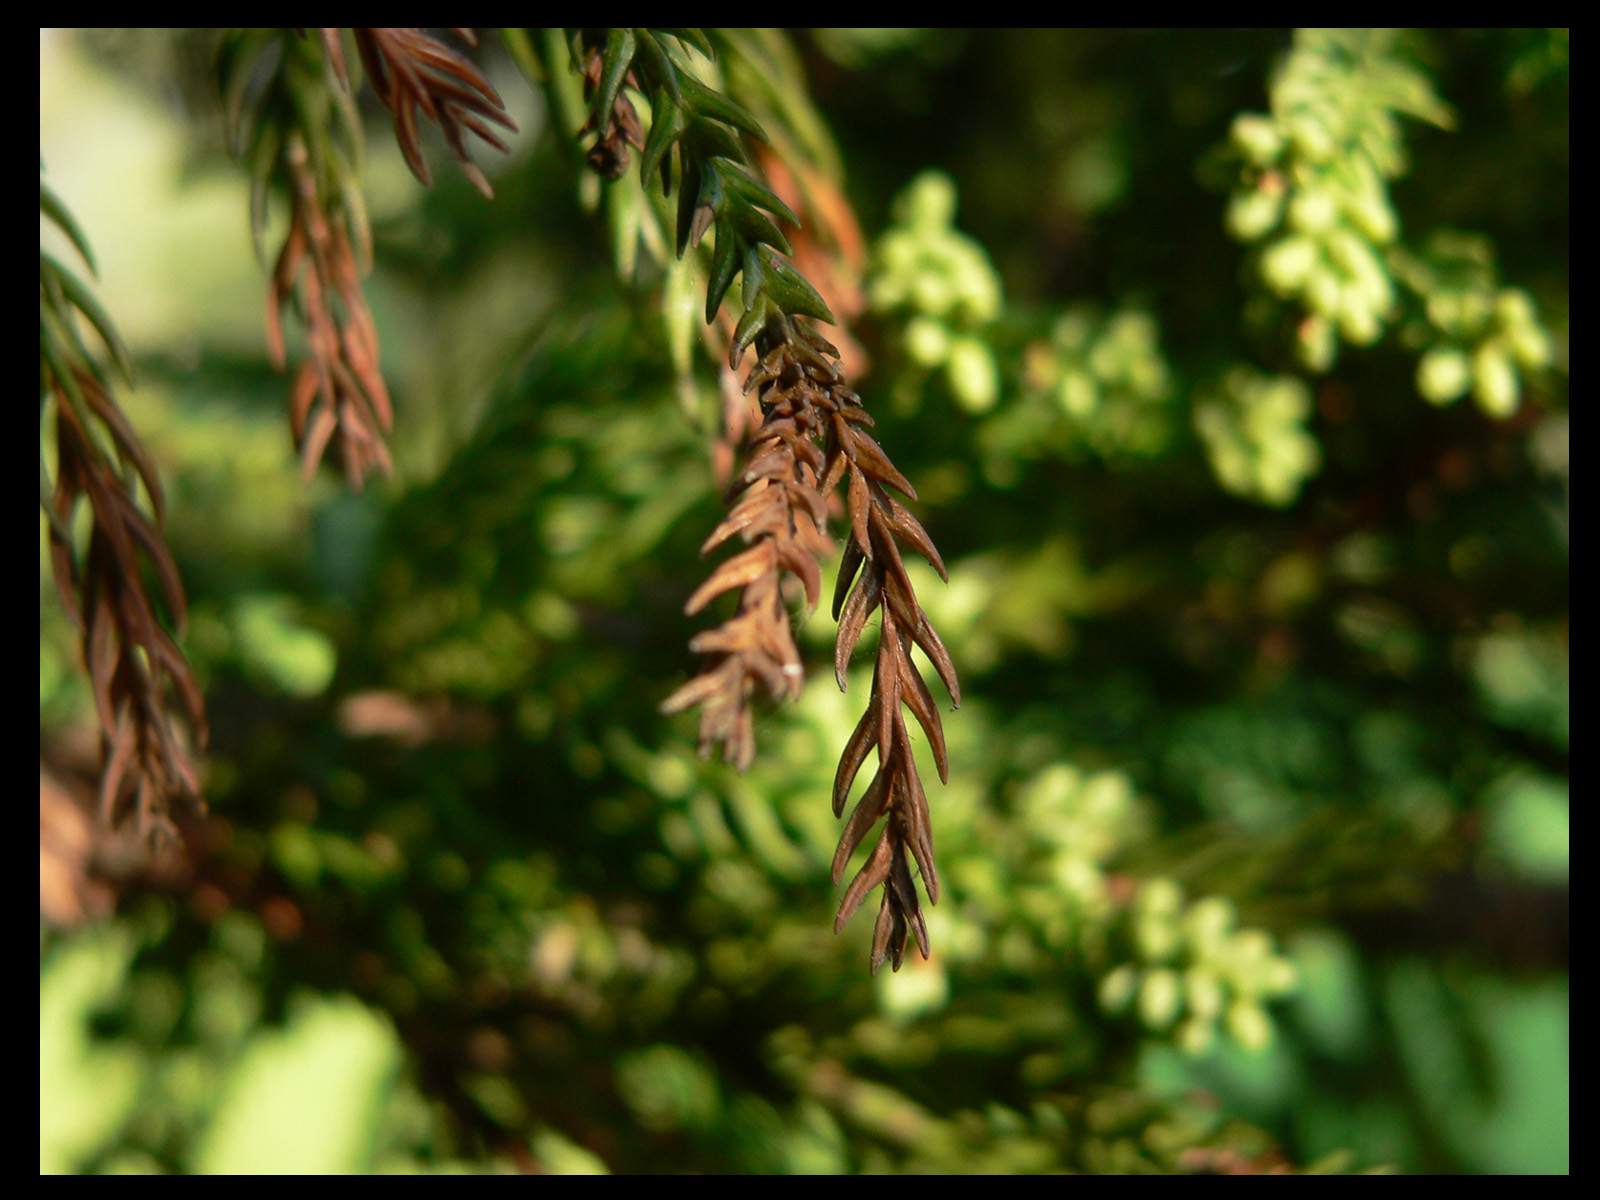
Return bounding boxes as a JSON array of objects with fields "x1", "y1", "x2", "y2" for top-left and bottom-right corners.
[
  {"x1": 660, "y1": 338, "x2": 832, "y2": 769},
  {"x1": 47, "y1": 367, "x2": 207, "y2": 844},
  {"x1": 327, "y1": 28, "x2": 517, "y2": 199},
  {"x1": 232, "y1": 30, "x2": 513, "y2": 487},
  {"x1": 666, "y1": 320, "x2": 960, "y2": 971},
  {"x1": 579, "y1": 49, "x2": 645, "y2": 180},
  {"x1": 267, "y1": 135, "x2": 394, "y2": 486}
]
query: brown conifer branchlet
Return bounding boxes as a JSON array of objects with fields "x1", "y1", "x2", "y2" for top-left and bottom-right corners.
[
  {"x1": 659, "y1": 341, "x2": 831, "y2": 769},
  {"x1": 48, "y1": 367, "x2": 207, "y2": 842},
  {"x1": 668, "y1": 319, "x2": 959, "y2": 971},
  {"x1": 230, "y1": 29, "x2": 515, "y2": 489},
  {"x1": 267, "y1": 136, "x2": 394, "y2": 487},
  {"x1": 563, "y1": 29, "x2": 958, "y2": 970},
  {"x1": 332, "y1": 28, "x2": 517, "y2": 199}
]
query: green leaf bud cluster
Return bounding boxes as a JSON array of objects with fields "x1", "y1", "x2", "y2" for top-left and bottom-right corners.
[
  {"x1": 1022, "y1": 308, "x2": 1174, "y2": 458},
  {"x1": 1395, "y1": 232, "x2": 1555, "y2": 418},
  {"x1": 1194, "y1": 368, "x2": 1320, "y2": 506},
  {"x1": 951, "y1": 762, "x2": 1155, "y2": 975},
  {"x1": 869, "y1": 172, "x2": 1003, "y2": 413},
  {"x1": 1224, "y1": 30, "x2": 1453, "y2": 371},
  {"x1": 615, "y1": 1044, "x2": 723, "y2": 1134},
  {"x1": 1015, "y1": 764, "x2": 1141, "y2": 915},
  {"x1": 1098, "y1": 880, "x2": 1297, "y2": 1055}
]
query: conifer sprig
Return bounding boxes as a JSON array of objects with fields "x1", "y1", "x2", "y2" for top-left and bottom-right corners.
[
  {"x1": 41, "y1": 178, "x2": 206, "y2": 842},
  {"x1": 224, "y1": 29, "x2": 390, "y2": 485},
  {"x1": 223, "y1": 29, "x2": 513, "y2": 485},
  {"x1": 335, "y1": 28, "x2": 516, "y2": 199},
  {"x1": 658, "y1": 353, "x2": 831, "y2": 769},
  {"x1": 571, "y1": 29, "x2": 833, "y2": 352},
  {"x1": 762, "y1": 322, "x2": 961, "y2": 972},
  {"x1": 266, "y1": 133, "x2": 394, "y2": 485},
  {"x1": 569, "y1": 32, "x2": 960, "y2": 969}
]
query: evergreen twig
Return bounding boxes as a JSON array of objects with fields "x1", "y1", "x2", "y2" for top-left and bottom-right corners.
[
  {"x1": 338, "y1": 28, "x2": 517, "y2": 199},
  {"x1": 569, "y1": 30, "x2": 959, "y2": 969},
  {"x1": 266, "y1": 133, "x2": 394, "y2": 485},
  {"x1": 223, "y1": 29, "x2": 513, "y2": 486},
  {"x1": 41, "y1": 177, "x2": 206, "y2": 843}
]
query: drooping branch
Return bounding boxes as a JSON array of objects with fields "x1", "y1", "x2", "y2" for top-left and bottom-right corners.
[
  {"x1": 565, "y1": 29, "x2": 960, "y2": 970},
  {"x1": 50, "y1": 370, "x2": 207, "y2": 838},
  {"x1": 658, "y1": 354, "x2": 830, "y2": 769},
  {"x1": 266, "y1": 134, "x2": 394, "y2": 485},
  {"x1": 669, "y1": 316, "x2": 960, "y2": 971},
  {"x1": 340, "y1": 28, "x2": 516, "y2": 198},
  {"x1": 42, "y1": 177, "x2": 206, "y2": 843},
  {"x1": 223, "y1": 28, "x2": 513, "y2": 486},
  {"x1": 773, "y1": 321, "x2": 960, "y2": 972}
]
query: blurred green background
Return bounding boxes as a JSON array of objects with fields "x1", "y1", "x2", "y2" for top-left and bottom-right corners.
[{"x1": 41, "y1": 29, "x2": 1567, "y2": 1173}]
